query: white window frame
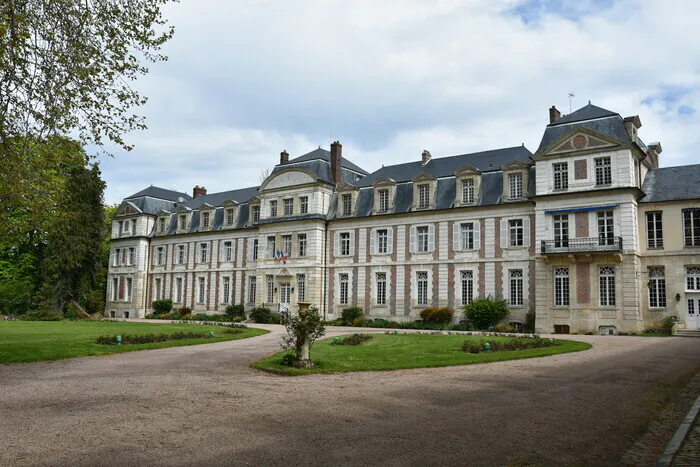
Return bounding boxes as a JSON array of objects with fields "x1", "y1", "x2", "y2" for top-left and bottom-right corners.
[
  {"x1": 201, "y1": 211, "x2": 210, "y2": 229},
  {"x1": 175, "y1": 277, "x2": 183, "y2": 303},
  {"x1": 223, "y1": 241, "x2": 233, "y2": 262},
  {"x1": 253, "y1": 239, "x2": 259, "y2": 260},
  {"x1": 460, "y1": 270, "x2": 473, "y2": 306},
  {"x1": 646, "y1": 211, "x2": 663, "y2": 249},
  {"x1": 179, "y1": 214, "x2": 187, "y2": 231},
  {"x1": 198, "y1": 277, "x2": 206, "y2": 304},
  {"x1": 282, "y1": 235, "x2": 292, "y2": 256},
  {"x1": 683, "y1": 209, "x2": 700, "y2": 247},
  {"x1": 509, "y1": 173, "x2": 523, "y2": 199},
  {"x1": 553, "y1": 162, "x2": 568, "y2": 190},
  {"x1": 299, "y1": 196, "x2": 308, "y2": 214},
  {"x1": 199, "y1": 243, "x2": 209, "y2": 263},
  {"x1": 509, "y1": 219, "x2": 524, "y2": 247},
  {"x1": 159, "y1": 217, "x2": 166, "y2": 233},
  {"x1": 267, "y1": 275, "x2": 275, "y2": 303},
  {"x1": 462, "y1": 179, "x2": 474, "y2": 204},
  {"x1": 686, "y1": 266, "x2": 700, "y2": 291},
  {"x1": 376, "y1": 272, "x2": 387, "y2": 305},
  {"x1": 283, "y1": 198, "x2": 293, "y2": 216},
  {"x1": 342, "y1": 194, "x2": 352, "y2": 216},
  {"x1": 154, "y1": 278, "x2": 162, "y2": 301},
  {"x1": 648, "y1": 267, "x2": 666, "y2": 308},
  {"x1": 226, "y1": 208, "x2": 235, "y2": 225},
  {"x1": 340, "y1": 232, "x2": 351, "y2": 256},
  {"x1": 417, "y1": 226, "x2": 429, "y2": 253},
  {"x1": 112, "y1": 277, "x2": 118, "y2": 301},
  {"x1": 595, "y1": 156, "x2": 612, "y2": 186},
  {"x1": 252, "y1": 205, "x2": 261, "y2": 222},
  {"x1": 339, "y1": 273, "x2": 349, "y2": 305},
  {"x1": 509, "y1": 269, "x2": 523, "y2": 306},
  {"x1": 269, "y1": 200, "x2": 277, "y2": 217},
  {"x1": 418, "y1": 184, "x2": 430, "y2": 208},
  {"x1": 126, "y1": 277, "x2": 132, "y2": 302},
  {"x1": 377, "y1": 229, "x2": 388, "y2": 254},
  {"x1": 297, "y1": 274, "x2": 306, "y2": 302},
  {"x1": 598, "y1": 211, "x2": 615, "y2": 245},
  {"x1": 222, "y1": 276, "x2": 231, "y2": 304},
  {"x1": 177, "y1": 245, "x2": 185, "y2": 265},
  {"x1": 298, "y1": 234, "x2": 307, "y2": 257},
  {"x1": 599, "y1": 266, "x2": 616, "y2": 307},
  {"x1": 128, "y1": 247, "x2": 135, "y2": 266},
  {"x1": 248, "y1": 276, "x2": 257, "y2": 304},
  {"x1": 378, "y1": 189, "x2": 389, "y2": 212},
  {"x1": 554, "y1": 267, "x2": 569, "y2": 307},
  {"x1": 417, "y1": 271, "x2": 428, "y2": 306},
  {"x1": 268, "y1": 236, "x2": 276, "y2": 258},
  {"x1": 461, "y1": 223, "x2": 474, "y2": 250}
]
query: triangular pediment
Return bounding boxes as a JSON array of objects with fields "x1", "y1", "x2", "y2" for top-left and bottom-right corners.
[
  {"x1": 540, "y1": 128, "x2": 621, "y2": 157},
  {"x1": 156, "y1": 209, "x2": 171, "y2": 216},
  {"x1": 412, "y1": 173, "x2": 436, "y2": 183},
  {"x1": 222, "y1": 199, "x2": 240, "y2": 207},
  {"x1": 199, "y1": 203, "x2": 214, "y2": 211},
  {"x1": 116, "y1": 201, "x2": 142, "y2": 217},
  {"x1": 247, "y1": 195, "x2": 261, "y2": 204}
]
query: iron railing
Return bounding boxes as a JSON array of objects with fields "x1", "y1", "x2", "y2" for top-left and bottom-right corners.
[{"x1": 540, "y1": 236, "x2": 623, "y2": 254}]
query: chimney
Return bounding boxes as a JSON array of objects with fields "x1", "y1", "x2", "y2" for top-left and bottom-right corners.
[
  {"x1": 421, "y1": 150, "x2": 432, "y2": 166},
  {"x1": 193, "y1": 185, "x2": 207, "y2": 198},
  {"x1": 280, "y1": 150, "x2": 289, "y2": 164},
  {"x1": 549, "y1": 105, "x2": 561, "y2": 124},
  {"x1": 330, "y1": 141, "x2": 342, "y2": 185},
  {"x1": 624, "y1": 115, "x2": 642, "y2": 143}
]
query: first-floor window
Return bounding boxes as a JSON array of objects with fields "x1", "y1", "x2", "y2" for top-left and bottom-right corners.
[
  {"x1": 155, "y1": 278, "x2": 162, "y2": 300},
  {"x1": 376, "y1": 272, "x2": 387, "y2": 305},
  {"x1": 298, "y1": 234, "x2": 307, "y2": 257},
  {"x1": 248, "y1": 276, "x2": 257, "y2": 304},
  {"x1": 599, "y1": 266, "x2": 616, "y2": 306},
  {"x1": 417, "y1": 226, "x2": 429, "y2": 252},
  {"x1": 156, "y1": 247, "x2": 164, "y2": 265},
  {"x1": 200, "y1": 243, "x2": 209, "y2": 263},
  {"x1": 509, "y1": 219, "x2": 524, "y2": 247},
  {"x1": 112, "y1": 277, "x2": 118, "y2": 301},
  {"x1": 686, "y1": 266, "x2": 700, "y2": 290},
  {"x1": 128, "y1": 247, "x2": 135, "y2": 266},
  {"x1": 683, "y1": 209, "x2": 700, "y2": 247},
  {"x1": 649, "y1": 267, "x2": 666, "y2": 308},
  {"x1": 267, "y1": 275, "x2": 275, "y2": 303},
  {"x1": 268, "y1": 236, "x2": 276, "y2": 258},
  {"x1": 417, "y1": 271, "x2": 428, "y2": 306},
  {"x1": 510, "y1": 269, "x2": 523, "y2": 306},
  {"x1": 554, "y1": 267, "x2": 570, "y2": 306},
  {"x1": 339, "y1": 273, "x2": 349, "y2": 305},
  {"x1": 175, "y1": 277, "x2": 183, "y2": 303},
  {"x1": 198, "y1": 277, "x2": 206, "y2": 304},
  {"x1": 647, "y1": 211, "x2": 664, "y2": 249},
  {"x1": 126, "y1": 278, "x2": 133, "y2": 302},
  {"x1": 461, "y1": 271, "x2": 473, "y2": 305},
  {"x1": 223, "y1": 241, "x2": 233, "y2": 262},
  {"x1": 297, "y1": 274, "x2": 306, "y2": 302},
  {"x1": 177, "y1": 245, "x2": 186, "y2": 264},
  {"x1": 222, "y1": 277, "x2": 231, "y2": 304},
  {"x1": 340, "y1": 232, "x2": 351, "y2": 256},
  {"x1": 461, "y1": 223, "x2": 474, "y2": 250},
  {"x1": 282, "y1": 235, "x2": 292, "y2": 256},
  {"x1": 253, "y1": 239, "x2": 259, "y2": 260}
]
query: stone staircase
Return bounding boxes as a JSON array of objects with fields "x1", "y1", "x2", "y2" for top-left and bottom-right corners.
[{"x1": 676, "y1": 329, "x2": 700, "y2": 338}]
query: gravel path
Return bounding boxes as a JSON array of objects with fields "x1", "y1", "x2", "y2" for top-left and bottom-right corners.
[{"x1": 0, "y1": 326, "x2": 698, "y2": 466}]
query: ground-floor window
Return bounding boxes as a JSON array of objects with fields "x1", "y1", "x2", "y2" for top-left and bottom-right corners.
[
  {"x1": 222, "y1": 277, "x2": 230, "y2": 304},
  {"x1": 509, "y1": 269, "x2": 523, "y2": 306},
  {"x1": 248, "y1": 276, "x2": 257, "y2": 304},
  {"x1": 155, "y1": 278, "x2": 162, "y2": 301},
  {"x1": 460, "y1": 270, "x2": 473, "y2": 305},
  {"x1": 126, "y1": 278, "x2": 132, "y2": 302},
  {"x1": 554, "y1": 267, "x2": 569, "y2": 306},
  {"x1": 417, "y1": 271, "x2": 428, "y2": 306},
  {"x1": 648, "y1": 267, "x2": 666, "y2": 308},
  {"x1": 376, "y1": 272, "x2": 387, "y2": 305},
  {"x1": 267, "y1": 275, "x2": 274, "y2": 303},
  {"x1": 599, "y1": 266, "x2": 616, "y2": 306},
  {"x1": 686, "y1": 266, "x2": 700, "y2": 290},
  {"x1": 124, "y1": 311, "x2": 130, "y2": 319},
  {"x1": 110, "y1": 310, "x2": 115, "y2": 318},
  {"x1": 112, "y1": 278, "x2": 118, "y2": 301},
  {"x1": 339, "y1": 273, "x2": 349, "y2": 305},
  {"x1": 198, "y1": 277, "x2": 206, "y2": 304},
  {"x1": 175, "y1": 277, "x2": 183, "y2": 303}
]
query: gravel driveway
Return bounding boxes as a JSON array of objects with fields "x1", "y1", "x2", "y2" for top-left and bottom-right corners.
[{"x1": 0, "y1": 325, "x2": 698, "y2": 466}]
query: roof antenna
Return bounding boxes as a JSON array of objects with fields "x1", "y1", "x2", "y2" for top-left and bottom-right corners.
[{"x1": 568, "y1": 91, "x2": 575, "y2": 113}]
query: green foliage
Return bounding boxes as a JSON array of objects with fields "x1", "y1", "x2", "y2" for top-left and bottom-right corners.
[
  {"x1": 420, "y1": 307, "x2": 455, "y2": 324},
  {"x1": 152, "y1": 299, "x2": 173, "y2": 315},
  {"x1": 524, "y1": 310, "x2": 536, "y2": 333},
  {"x1": 463, "y1": 297, "x2": 510, "y2": 330},
  {"x1": 250, "y1": 307, "x2": 273, "y2": 323},
  {"x1": 493, "y1": 323, "x2": 516, "y2": 333},
  {"x1": 177, "y1": 307, "x2": 192, "y2": 315},
  {"x1": 330, "y1": 333, "x2": 373, "y2": 346},
  {"x1": 352, "y1": 317, "x2": 366, "y2": 327},
  {"x1": 366, "y1": 318, "x2": 390, "y2": 328},
  {"x1": 341, "y1": 307, "x2": 363, "y2": 325},
  {"x1": 224, "y1": 304, "x2": 245, "y2": 320},
  {"x1": 96, "y1": 332, "x2": 212, "y2": 345},
  {"x1": 280, "y1": 305, "x2": 326, "y2": 365},
  {"x1": 461, "y1": 337, "x2": 558, "y2": 353},
  {"x1": 660, "y1": 315, "x2": 679, "y2": 334}
]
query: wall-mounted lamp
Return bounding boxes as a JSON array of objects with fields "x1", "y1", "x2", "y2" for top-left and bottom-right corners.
[
  {"x1": 291, "y1": 287, "x2": 295, "y2": 293},
  {"x1": 676, "y1": 293, "x2": 681, "y2": 302},
  {"x1": 274, "y1": 287, "x2": 278, "y2": 293},
  {"x1": 647, "y1": 279, "x2": 653, "y2": 290}
]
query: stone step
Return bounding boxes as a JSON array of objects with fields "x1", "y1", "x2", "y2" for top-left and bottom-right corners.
[{"x1": 676, "y1": 330, "x2": 700, "y2": 338}]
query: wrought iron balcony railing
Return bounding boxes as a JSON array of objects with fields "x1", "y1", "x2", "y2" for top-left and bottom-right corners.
[{"x1": 540, "y1": 236, "x2": 623, "y2": 254}]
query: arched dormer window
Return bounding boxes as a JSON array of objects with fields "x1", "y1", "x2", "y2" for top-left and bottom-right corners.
[
  {"x1": 336, "y1": 183, "x2": 358, "y2": 217},
  {"x1": 156, "y1": 210, "x2": 172, "y2": 235},
  {"x1": 248, "y1": 196, "x2": 261, "y2": 224},
  {"x1": 199, "y1": 203, "x2": 215, "y2": 231},
  {"x1": 222, "y1": 200, "x2": 239, "y2": 228},
  {"x1": 176, "y1": 206, "x2": 192, "y2": 233},
  {"x1": 412, "y1": 173, "x2": 437, "y2": 211},
  {"x1": 501, "y1": 160, "x2": 532, "y2": 201},
  {"x1": 454, "y1": 166, "x2": 481, "y2": 207},
  {"x1": 372, "y1": 178, "x2": 396, "y2": 214}
]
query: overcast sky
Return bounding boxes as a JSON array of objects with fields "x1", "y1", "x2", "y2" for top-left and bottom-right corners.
[{"x1": 100, "y1": 0, "x2": 700, "y2": 204}]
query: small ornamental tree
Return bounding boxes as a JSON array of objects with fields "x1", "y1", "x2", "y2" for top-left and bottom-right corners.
[
  {"x1": 281, "y1": 305, "x2": 325, "y2": 368},
  {"x1": 152, "y1": 299, "x2": 173, "y2": 315},
  {"x1": 464, "y1": 297, "x2": 509, "y2": 330}
]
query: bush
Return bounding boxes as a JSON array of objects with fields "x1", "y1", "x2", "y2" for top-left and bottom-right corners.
[
  {"x1": 177, "y1": 307, "x2": 192, "y2": 315},
  {"x1": 180, "y1": 314, "x2": 192, "y2": 320},
  {"x1": 660, "y1": 315, "x2": 679, "y2": 335},
  {"x1": 250, "y1": 307, "x2": 273, "y2": 324},
  {"x1": 367, "y1": 318, "x2": 390, "y2": 328},
  {"x1": 524, "y1": 310, "x2": 536, "y2": 333},
  {"x1": 152, "y1": 299, "x2": 173, "y2": 315},
  {"x1": 420, "y1": 307, "x2": 455, "y2": 324},
  {"x1": 144, "y1": 313, "x2": 154, "y2": 319},
  {"x1": 269, "y1": 313, "x2": 281, "y2": 325},
  {"x1": 341, "y1": 307, "x2": 363, "y2": 325},
  {"x1": 461, "y1": 337, "x2": 558, "y2": 353},
  {"x1": 25, "y1": 310, "x2": 63, "y2": 321},
  {"x1": 223, "y1": 328, "x2": 244, "y2": 335},
  {"x1": 96, "y1": 331, "x2": 211, "y2": 345},
  {"x1": 331, "y1": 333, "x2": 372, "y2": 346},
  {"x1": 170, "y1": 311, "x2": 181, "y2": 320},
  {"x1": 464, "y1": 298, "x2": 509, "y2": 330},
  {"x1": 225, "y1": 304, "x2": 245, "y2": 320},
  {"x1": 352, "y1": 317, "x2": 366, "y2": 327},
  {"x1": 493, "y1": 323, "x2": 515, "y2": 333}
]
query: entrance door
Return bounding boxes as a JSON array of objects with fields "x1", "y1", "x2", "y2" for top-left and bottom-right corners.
[
  {"x1": 280, "y1": 283, "x2": 291, "y2": 310},
  {"x1": 687, "y1": 294, "x2": 700, "y2": 330}
]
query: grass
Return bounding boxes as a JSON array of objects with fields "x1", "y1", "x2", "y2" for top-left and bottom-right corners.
[
  {"x1": 0, "y1": 321, "x2": 268, "y2": 364},
  {"x1": 252, "y1": 333, "x2": 592, "y2": 375}
]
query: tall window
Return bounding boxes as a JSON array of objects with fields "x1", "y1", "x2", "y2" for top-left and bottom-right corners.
[
  {"x1": 298, "y1": 234, "x2": 307, "y2": 256},
  {"x1": 253, "y1": 239, "x2": 259, "y2": 260},
  {"x1": 199, "y1": 243, "x2": 209, "y2": 263},
  {"x1": 461, "y1": 271, "x2": 473, "y2": 305},
  {"x1": 252, "y1": 206, "x2": 261, "y2": 222},
  {"x1": 646, "y1": 211, "x2": 664, "y2": 249},
  {"x1": 155, "y1": 278, "x2": 162, "y2": 300},
  {"x1": 648, "y1": 267, "x2": 666, "y2": 308},
  {"x1": 599, "y1": 266, "x2": 616, "y2": 306},
  {"x1": 268, "y1": 236, "x2": 276, "y2": 258},
  {"x1": 509, "y1": 219, "x2": 524, "y2": 247},
  {"x1": 131, "y1": 219, "x2": 137, "y2": 234},
  {"x1": 198, "y1": 277, "x2": 206, "y2": 304},
  {"x1": 418, "y1": 184, "x2": 430, "y2": 208},
  {"x1": 683, "y1": 209, "x2": 700, "y2": 247},
  {"x1": 377, "y1": 229, "x2": 388, "y2": 254},
  {"x1": 222, "y1": 277, "x2": 230, "y2": 304},
  {"x1": 340, "y1": 232, "x2": 351, "y2": 256},
  {"x1": 510, "y1": 269, "x2": 523, "y2": 306},
  {"x1": 269, "y1": 200, "x2": 277, "y2": 217},
  {"x1": 223, "y1": 241, "x2": 233, "y2": 262},
  {"x1": 378, "y1": 189, "x2": 389, "y2": 212},
  {"x1": 201, "y1": 211, "x2": 210, "y2": 228},
  {"x1": 554, "y1": 214, "x2": 569, "y2": 248},
  {"x1": 159, "y1": 217, "x2": 166, "y2": 233},
  {"x1": 177, "y1": 245, "x2": 185, "y2": 264},
  {"x1": 297, "y1": 274, "x2": 306, "y2": 302},
  {"x1": 461, "y1": 223, "x2": 474, "y2": 250},
  {"x1": 175, "y1": 277, "x2": 183, "y2": 303},
  {"x1": 300, "y1": 196, "x2": 308, "y2": 214},
  {"x1": 553, "y1": 162, "x2": 568, "y2": 190},
  {"x1": 283, "y1": 198, "x2": 293, "y2": 216},
  {"x1": 128, "y1": 247, "x2": 135, "y2": 265},
  {"x1": 509, "y1": 173, "x2": 523, "y2": 199},
  {"x1": 598, "y1": 211, "x2": 614, "y2": 245},
  {"x1": 126, "y1": 278, "x2": 132, "y2": 301},
  {"x1": 267, "y1": 275, "x2": 274, "y2": 303},
  {"x1": 417, "y1": 226, "x2": 429, "y2": 252},
  {"x1": 339, "y1": 273, "x2": 349, "y2": 305},
  {"x1": 595, "y1": 157, "x2": 612, "y2": 185},
  {"x1": 179, "y1": 214, "x2": 187, "y2": 230},
  {"x1": 462, "y1": 179, "x2": 474, "y2": 204},
  {"x1": 376, "y1": 272, "x2": 387, "y2": 305},
  {"x1": 123, "y1": 220, "x2": 130, "y2": 234},
  {"x1": 112, "y1": 278, "x2": 118, "y2": 301},
  {"x1": 282, "y1": 235, "x2": 292, "y2": 256},
  {"x1": 417, "y1": 271, "x2": 428, "y2": 305},
  {"x1": 554, "y1": 267, "x2": 570, "y2": 306},
  {"x1": 113, "y1": 248, "x2": 120, "y2": 266},
  {"x1": 248, "y1": 276, "x2": 257, "y2": 304},
  {"x1": 226, "y1": 208, "x2": 235, "y2": 225},
  {"x1": 342, "y1": 194, "x2": 352, "y2": 216},
  {"x1": 686, "y1": 266, "x2": 700, "y2": 290},
  {"x1": 156, "y1": 247, "x2": 164, "y2": 265}
]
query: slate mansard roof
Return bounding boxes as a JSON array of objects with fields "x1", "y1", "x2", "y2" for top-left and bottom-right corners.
[
  {"x1": 640, "y1": 165, "x2": 700, "y2": 203},
  {"x1": 270, "y1": 148, "x2": 368, "y2": 186}
]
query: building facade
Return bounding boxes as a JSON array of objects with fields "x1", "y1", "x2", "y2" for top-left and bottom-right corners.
[{"x1": 107, "y1": 103, "x2": 700, "y2": 333}]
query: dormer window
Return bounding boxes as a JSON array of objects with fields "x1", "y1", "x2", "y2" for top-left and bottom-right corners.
[
  {"x1": 378, "y1": 189, "x2": 389, "y2": 212},
  {"x1": 201, "y1": 211, "x2": 210, "y2": 229},
  {"x1": 225, "y1": 208, "x2": 235, "y2": 225},
  {"x1": 342, "y1": 194, "x2": 352, "y2": 216},
  {"x1": 283, "y1": 198, "x2": 293, "y2": 216},
  {"x1": 509, "y1": 173, "x2": 523, "y2": 199},
  {"x1": 252, "y1": 205, "x2": 261, "y2": 222},
  {"x1": 158, "y1": 217, "x2": 166, "y2": 233},
  {"x1": 461, "y1": 179, "x2": 474, "y2": 204},
  {"x1": 270, "y1": 200, "x2": 277, "y2": 217},
  {"x1": 179, "y1": 214, "x2": 187, "y2": 231},
  {"x1": 418, "y1": 184, "x2": 430, "y2": 208},
  {"x1": 454, "y1": 167, "x2": 481, "y2": 207}
]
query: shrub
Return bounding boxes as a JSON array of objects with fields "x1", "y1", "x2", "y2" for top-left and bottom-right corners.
[
  {"x1": 170, "y1": 311, "x2": 181, "y2": 320},
  {"x1": 25, "y1": 310, "x2": 63, "y2": 321},
  {"x1": 419, "y1": 308, "x2": 437, "y2": 322},
  {"x1": 177, "y1": 307, "x2": 192, "y2": 315},
  {"x1": 223, "y1": 328, "x2": 244, "y2": 335},
  {"x1": 461, "y1": 337, "x2": 557, "y2": 353},
  {"x1": 659, "y1": 315, "x2": 679, "y2": 335},
  {"x1": 341, "y1": 307, "x2": 363, "y2": 325},
  {"x1": 250, "y1": 307, "x2": 272, "y2": 324},
  {"x1": 421, "y1": 307, "x2": 454, "y2": 324},
  {"x1": 367, "y1": 318, "x2": 390, "y2": 328},
  {"x1": 225, "y1": 304, "x2": 245, "y2": 320},
  {"x1": 157, "y1": 313, "x2": 171, "y2": 320},
  {"x1": 352, "y1": 317, "x2": 366, "y2": 327},
  {"x1": 180, "y1": 314, "x2": 192, "y2": 320},
  {"x1": 144, "y1": 313, "x2": 155, "y2": 319},
  {"x1": 194, "y1": 313, "x2": 209, "y2": 321},
  {"x1": 331, "y1": 333, "x2": 372, "y2": 346},
  {"x1": 464, "y1": 297, "x2": 509, "y2": 330},
  {"x1": 96, "y1": 331, "x2": 211, "y2": 345},
  {"x1": 524, "y1": 309, "x2": 536, "y2": 333},
  {"x1": 388, "y1": 321, "x2": 401, "y2": 328},
  {"x1": 493, "y1": 323, "x2": 515, "y2": 333},
  {"x1": 152, "y1": 299, "x2": 173, "y2": 315},
  {"x1": 269, "y1": 313, "x2": 281, "y2": 324}
]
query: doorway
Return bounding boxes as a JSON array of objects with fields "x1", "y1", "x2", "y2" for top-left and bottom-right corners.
[{"x1": 687, "y1": 294, "x2": 700, "y2": 330}]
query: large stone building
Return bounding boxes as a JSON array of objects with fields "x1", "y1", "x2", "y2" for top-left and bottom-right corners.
[{"x1": 107, "y1": 103, "x2": 700, "y2": 333}]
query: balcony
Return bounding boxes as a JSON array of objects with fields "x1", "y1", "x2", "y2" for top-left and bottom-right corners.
[{"x1": 541, "y1": 236, "x2": 623, "y2": 255}]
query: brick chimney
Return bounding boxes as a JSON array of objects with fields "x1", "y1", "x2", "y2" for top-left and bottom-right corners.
[
  {"x1": 549, "y1": 105, "x2": 561, "y2": 124},
  {"x1": 193, "y1": 185, "x2": 207, "y2": 198},
  {"x1": 421, "y1": 150, "x2": 432, "y2": 166},
  {"x1": 280, "y1": 150, "x2": 289, "y2": 164},
  {"x1": 330, "y1": 141, "x2": 342, "y2": 185}
]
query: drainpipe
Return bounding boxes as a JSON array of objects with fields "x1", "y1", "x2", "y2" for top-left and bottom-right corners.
[{"x1": 322, "y1": 219, "x2": 328, "y2": 320}]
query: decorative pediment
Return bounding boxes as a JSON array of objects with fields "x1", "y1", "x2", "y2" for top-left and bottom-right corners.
[
  {"x1": 247, "y1": 195, "x2": 261, "y2": 205},
  {"x1": 156, "y1": 209, "x2": 172, "y2": 216},
  {"x1": 412, "y1": 173, "x2": 437, "y2": 183},
  {"x1": 199, "y1": 202, "x2": 215, "y2": 212},
  {"x1": 337, "y1": 183, "x2": 357, "y2": 193},
  {"x1": 277, "y1": 267, "x2": 292, "y2": 277},
  {"x1": 116, "y1": 201, "x2": 142, "y2": 217},
  {"x1": 501, "y1": 160, "x2": 531, "y2": 171},
  {"x1": 222, "y1": 199, "x2": 240, "y2": 207},
  {"x1": 372, "y1": 177, "x2": 396, "y2": 187},
  {"x1": 540, "y1": 128, "x2": 621, "y2": 157},
  {"x1": 260, "y1": 168, "x2": 318, "y2": 191},
  {"x1": 176, "y1": 205, "x2": 192, "y2": 214},
  {"x1": 454, "y1": 166, "x2": 481, "y2": 177}
]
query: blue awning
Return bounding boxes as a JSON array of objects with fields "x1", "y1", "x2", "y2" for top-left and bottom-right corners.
[{"x1": 544, "y1": 204, "x2": 618, "y2": 215}]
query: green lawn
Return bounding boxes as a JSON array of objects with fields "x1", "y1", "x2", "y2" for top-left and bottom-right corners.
[
  {"x1": 0, "y1": 321, "x2": 268, "y2": 364},
  {"x1": 252, "y1": 333, "x2": 592, "y2": 375}
]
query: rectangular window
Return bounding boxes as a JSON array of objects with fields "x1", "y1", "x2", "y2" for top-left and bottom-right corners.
[
  {"x1": 156, "y1": 247, "x2": 164, "y2": 266},
  {"x1": 175, "y1": 277, "x2": 183, "y2": 303},
  {"x1": 342, "y1": 194, "x2": 352, "y2": 216},
  {"x1": 554, "y1": 267, "x2": 570, "y2": 306},
  {"x1": 418, "y1": 184, "x2": 430, "y2": 208},
  {"x1": 461, "y1": 271, "x2": 473, "y2": 305},
  {"x1": 646, "y1": 211, "x2": 664, "y2": 249},
  {"x1": 226, "y1": 208, "x2": 235, "y2": 225},
  {"x1": 200, "y1": 243, "x2": 208, "y2": 263},
  {"x1": 595, "y1": 157, "x2": 612, "y2": 185},
  {"x1": 222, "y1": 277, "x2": 230, "y2": 304},
  {"x1": 510, "y1": 269, "x2": 523, "y2": 306},
  {"x1": 201, "y1": 211, "x2": 210, "y2": 229},
  {"x1": 417, "y1": 226, "x2": 429, "y2": 252},
  {"x1": 179, "y1": 215, "x2": 187, "y2": 230},
  {"x1": 683, "y1": 209, "x2": 700, "y2": 247},
  {"x1": 598, "y1": 211, "x2": 614, "y2": 246},
  {"x1": 462, "y1": 179, "x2": 475, "y2": 204},
  {"x1": 155, "y1": 278, "x2": 162, "y2": 301},
  {"x1": 298, "y1": 234, "x2": 307, "y2": 257},
  {"x1": 131, "y1": 219, "x2": 136, "y2": 234},
  {"x1": 223, "y1": 241, "x2": 233, "y2": 262},
  {"x1": 268, "y1": 236, "x2": 276, "y2": 258},
  {"x1": 177, "y1": 245, "x2": 185, "y2": 265},
  {"x1": 376, "y1": 272, "x2": 387, "y2": 305},
  {"x1": 114, "y1": 248, "x2": 120, "y2": 266},
  {"x1": 123, "y1": 220, "x2": 130, "y2": 233},
  {"x1": 509, "y1": 173, "x2": 523, "y2": 199},
  {"x1": 159, "y1": 217, "x2": 166, "y2": 233},
  {"x1": 461, "y1": 223, "x2": 474, "y2": 250},
  {"x1": 648, "y1": 267, "x2": 666, "y2": 308},
  {"x1": 112, "y1": 277, "x2": 118, "y2": 301},
  {"x1": 339, "y1": 273, "x2": 349, "y2": 305},
  {"x1": 599, "y1": 266, "x2": 616, "y2": 306},
  {"x1": 417, "y1": 271, "x2": 428, "y2": 305},
  {"x1": 297, "y1": 274, "x2": 306, "y2": 302},
  {"x1": 283, "y1": 198, "x2": 293, "y2": 216},
  {"x1": 126, "y1": 278, "x2": 132, "y2": 302},
  {"x1": 553, "y1": 214, "x2": 569, "y2": 248},
  {"x1": 509, "y1": 219, "x2": 524, "y2": 247},
  {"x1": 128, "y1": 247, "x2": 135, "y2": 266},
  {"x1": 267, "y1": 275, "x2": 274, "y2": 303},
  {"x1": 248, "y1": 276, "x2": 257, "y2": 304},
  {"x1": 340, "y1": 232, "x2": 351, "y2": 256},
  {"x1": 252, "y1": 206, "x2": 261, "y2": 222},
  {"x1": 377, "y1": 229, "x2": 388, "y2": 254},
  {"x1": 300, "y1": 196, "x2": 308, "y2": 214},
  {"x1": 269, "y1": 200, "x2": 277, "y2": 217},
  {"x1": 686, "y1": 266, "x2": 700, "y2": 291},
  {"x1": 253, "y1": 239, "x2": 259, "y2": 260},
  {"x1": 553, "y1": 162, "x2": 568, "y2": 190},
  {"x1": 198, "y1": 277, "x2": 206, "y2": 304},
  {"x1": 282, "y1": 235, "x2": 292, "y2": 256},
  {"x1": 378, "y1": 189, "x2": 389, "y2": 212}
]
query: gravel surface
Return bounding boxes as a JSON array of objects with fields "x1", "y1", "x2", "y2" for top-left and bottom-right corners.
[{"x1": 0, "y1": 325, "x2": 698, "y2": 466}]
